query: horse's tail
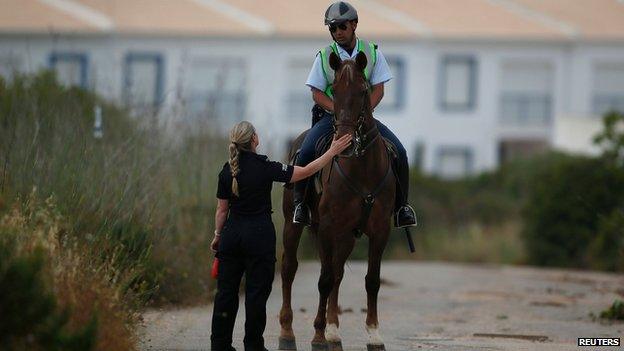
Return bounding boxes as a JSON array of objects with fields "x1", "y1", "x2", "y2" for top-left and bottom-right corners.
[
  {"x1": 286, "y1": 130, "x2": 309, "y2": 165},
  {"x1": 282, "y1": 130, "x2": 308, "y2": 192}
]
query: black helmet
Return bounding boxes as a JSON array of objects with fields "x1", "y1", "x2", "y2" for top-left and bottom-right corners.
[{"x1": 324, "y1": 1, "x2": 358, "y2": 25}]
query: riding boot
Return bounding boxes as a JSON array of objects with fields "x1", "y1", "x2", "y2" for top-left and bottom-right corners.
[
  {"x1": 292, "y1": 177, "x2": 311, "y2": 226},
  {"x1": 394, "y1": 155, "x2": 417, "y2": 228}
]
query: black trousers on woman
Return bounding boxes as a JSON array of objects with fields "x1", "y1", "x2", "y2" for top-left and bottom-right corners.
[{"x1": 210, "y1": 212, "x2": 276, "y2": 351}]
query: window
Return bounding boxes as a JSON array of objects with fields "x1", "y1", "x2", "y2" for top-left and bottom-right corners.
[
  {"x1": 499, "y1": 61, "x2": 553, "y2": 126},
  {"x1": 49, "y1": 52, "x2": 88, "y2": 88},
  {"x1": 124, "y1": 53, "x2": 164, "y2": 108},
  {"x1": 500, "y1": 94, "x2": 551, "y2": 125},
  {"x1": 377, "y1": 56, "x2": 405, "y2": 112},
  {"x1": 438, "y1": 55, "x2": 477, "y2": 111},
  {"x1": 183, "y1": 57, "x2": 246, "y2": 123},
  {"x1": 592, "y1": 62, "x2": 624, "y2": 116},
  {"x1": 0, "y1": 54, "x2": 22, "y2": 81},
  {"x1": 435, "y1": 146, "x2": 473, "y2": 179},
  {"x1": 285, "y1": 59, "x2": 314, "y2": 123}
]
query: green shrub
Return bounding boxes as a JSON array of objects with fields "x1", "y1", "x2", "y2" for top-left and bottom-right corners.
[
  {"x1": 588, "y1": 209, "x2": 624, "y2": 271},
  {"x1": 599, "y1": 300, "x2": 624, "y2": 321},
  {"x1": 521, "y1": 111, "x2": 624, "y2": 269},
  {"x1": 522, "y1": 153, "x2": 624, "y2": 268},
  {"x1": 0, "y1": 237, "x2": 97, "y2": 351},
  {"x1": 593, "y1": 110, "x2": 624, "y2": 168},
  {"x1": 409, "y1": 170, "x2": 516, "y2": 229}
]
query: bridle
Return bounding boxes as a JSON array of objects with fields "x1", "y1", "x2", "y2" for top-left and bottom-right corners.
[{"x1": 331, "y1": 82, "x2": 380, "y2": 158}]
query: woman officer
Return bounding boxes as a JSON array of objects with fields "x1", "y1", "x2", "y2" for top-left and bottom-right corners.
[{"x1": 210, "y1": 121, "x2": 351, "y2": 351}]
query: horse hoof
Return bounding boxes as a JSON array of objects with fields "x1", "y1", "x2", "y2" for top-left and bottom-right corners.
[
  {"x1": 367, "y1": 344, "x2": 385, "y2": 351},
  {"x1": 328, "y1": 340, "x2": 343, "y2": 351},
  {"x1": 278, "y1": 336, "x2": 297, "y2": 350},
  {"x1": 311, "y1": 341, "x2": 328, "y2": 351}
]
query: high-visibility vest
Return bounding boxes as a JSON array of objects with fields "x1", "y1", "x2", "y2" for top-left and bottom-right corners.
[{"x1": 319, "y1": 39, "x2": 378, "y2": 98}]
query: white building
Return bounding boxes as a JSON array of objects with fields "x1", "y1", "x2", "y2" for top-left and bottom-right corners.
[{"x1": 1, "y1": 0, "x2": 624, "y2": 178}]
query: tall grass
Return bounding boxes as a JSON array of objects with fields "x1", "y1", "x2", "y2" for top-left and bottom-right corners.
[
  {"x1": 0, "y1": 189, "x2": 138, "y2": 350},
  {"x1": 0, "y1": 71, "x2": 227, "y2": 309}
]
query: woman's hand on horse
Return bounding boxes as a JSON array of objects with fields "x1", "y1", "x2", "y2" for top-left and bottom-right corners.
[
  {"x1": 329, "y1": 134, "x2": 352, "y2": 156},
  {"x1": 290, "y1": 134, "x2": 352, "y2": 182}
]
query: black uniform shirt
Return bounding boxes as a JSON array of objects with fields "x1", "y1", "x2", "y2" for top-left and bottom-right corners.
[{"x1": 217, "y1": 150, "x2": 294, "y2": 215}]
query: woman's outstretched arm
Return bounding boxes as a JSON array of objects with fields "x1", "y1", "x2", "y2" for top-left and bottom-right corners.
[{"x1": 290, "y1": 133, "x2": 352, "y2": 183}]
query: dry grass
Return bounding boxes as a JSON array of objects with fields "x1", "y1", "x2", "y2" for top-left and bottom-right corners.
[
  {"x1": 0, "y1": 71, "x2": 225, "y2": 307},
  {"x1": 0, "y1": 188, "x2": 142, "y2": 350}
]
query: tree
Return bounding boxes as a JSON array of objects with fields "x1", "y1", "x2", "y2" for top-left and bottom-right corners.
[{"x1": 593, "y1": 110, "x2": 624, "y2": 168}]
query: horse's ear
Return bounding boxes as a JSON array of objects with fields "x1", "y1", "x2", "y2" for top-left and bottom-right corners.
[
  {"x1": 355, "y1": 51, "x2": 367, "y2": 72},
  {"x1": 329, "y1": 51, "x2": 342, "y2": 71}
]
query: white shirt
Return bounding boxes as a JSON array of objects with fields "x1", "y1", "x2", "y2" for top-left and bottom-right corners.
[{"x1": 305, "y1": 38, "x2": 393, "y2": 92}]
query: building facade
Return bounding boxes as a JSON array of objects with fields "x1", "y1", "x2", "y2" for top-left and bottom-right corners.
[{"x1": 2, "y1": 0, "x2": 623, "y2": 178}]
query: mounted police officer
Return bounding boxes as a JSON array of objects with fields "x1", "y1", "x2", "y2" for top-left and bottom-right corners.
[{"x1": 292, "y1": 1, "x2": 417, "y2": 228}]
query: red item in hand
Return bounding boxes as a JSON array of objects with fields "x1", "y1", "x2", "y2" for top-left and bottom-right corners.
[{"x1": 211, "y1": 257, "x2": 219, "y2": 279}]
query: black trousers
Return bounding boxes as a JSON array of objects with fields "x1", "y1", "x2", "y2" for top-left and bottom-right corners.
[{"x1": 210, "y1": 212, "x2": 276, "y2": 351}]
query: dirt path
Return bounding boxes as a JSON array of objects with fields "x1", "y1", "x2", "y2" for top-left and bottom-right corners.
[{"x1": 139, "y1": 261, "x2": 624, "y2": 350}]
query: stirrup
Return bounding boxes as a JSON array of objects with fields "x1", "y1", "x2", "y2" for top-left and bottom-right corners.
[
  {"x1": 293, "y1": 203, "x2": 311, "y2": 226},
  {"x1": 394, "y1": 204, "x2": 417, "y2": 228}
]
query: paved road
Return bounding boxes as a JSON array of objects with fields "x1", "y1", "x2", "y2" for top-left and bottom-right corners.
[{"x1": 139, "y1": 261, "x2": 624, "y2": 351}]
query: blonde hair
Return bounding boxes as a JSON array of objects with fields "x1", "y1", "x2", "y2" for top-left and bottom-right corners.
[{"x1": 228, "y1": 121, "x2": 256, "y2": 196}]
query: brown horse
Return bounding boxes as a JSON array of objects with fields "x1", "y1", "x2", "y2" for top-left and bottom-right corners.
[{"x1": 279, "y1": 51, "x2": 395, "y2": 351}]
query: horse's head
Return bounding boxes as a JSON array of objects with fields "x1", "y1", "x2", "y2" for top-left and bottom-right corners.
[{"x1": 329, "y1": 50, "x2": 372, "y2": 157}]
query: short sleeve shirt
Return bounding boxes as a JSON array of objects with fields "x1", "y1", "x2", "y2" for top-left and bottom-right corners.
[
  {"x1": 217, "y1": 151, "x2": 294, "y2": 215},
  {"x1": 306, "y1": 38, "x2": 393, "y2": 92}
]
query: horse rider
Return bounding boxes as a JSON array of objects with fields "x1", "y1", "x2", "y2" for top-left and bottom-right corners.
[
  {"x1": 210, "y1": 121, "x2": 351, "y2": 351},
  {"x1": 292, "y1": 1, "x2": 417, "y2": 228}
]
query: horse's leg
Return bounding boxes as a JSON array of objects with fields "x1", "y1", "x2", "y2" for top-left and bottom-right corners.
[
  {"x1": 279, "y1": 189, "x2": 304, "y2": 350},
  {"x1": 312, "y1": 225, "x2": 333, "y2": 351},
  {"x1": 278, "y1": 222, "x2": 304, "y2": 349},
  {"x1": 324, "y1": 233, "x2": 355, "y2": 351},
  {"x1": 365, "y1": 225, "x2": 390, "y2": 351}
]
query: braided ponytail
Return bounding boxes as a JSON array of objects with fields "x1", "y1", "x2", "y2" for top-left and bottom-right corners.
[
  {"x1": 228, "y1": 121, "x2": 256, "y2": 196},
  {"x1": 228, "y1": 142, "x2": 241, "y2": 196}
]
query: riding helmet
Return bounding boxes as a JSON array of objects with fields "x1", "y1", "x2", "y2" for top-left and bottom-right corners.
[{"x1": 324, "y1": 1, "x2": 358, "y2": 25}]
